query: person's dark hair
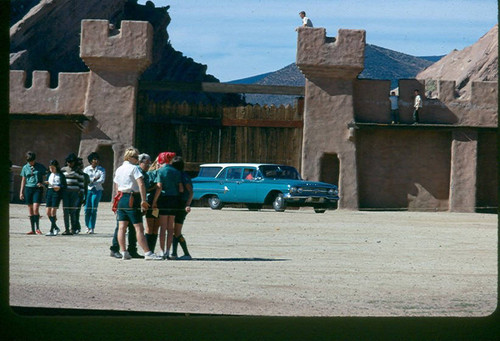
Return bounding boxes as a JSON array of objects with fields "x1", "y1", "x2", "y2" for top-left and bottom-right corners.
[
  {"x1": 414, "y1": 89, "x2": 420, "y2": 93},
  {"x1": 87, "y1": 152, "x2": 100, "y2": 163},
  {"x1": 65, "y1": 152, "x2": 78, "y2": 163},
  {"x1": 171, "y1": 156, "x2": 185, "y2": 171},
  {"x1": 299, "y1": 11, "x2": 306, "y2": 15},
  {"x1": 26, "y1": 151, "x2": 36, "y2": 162},
  {"x1": 49, "y1": 159, "x2": 61, "y2": 173},
  {"x1": 76, "y1": 157, "x2": 84, "y2": 170}
]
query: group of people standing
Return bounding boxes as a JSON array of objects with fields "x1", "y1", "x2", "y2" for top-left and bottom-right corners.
[
  {"x1": 389, "y1": 89, "x2": 423, "y2": 124},
  {"x1": 19, "y1": 147, "x2": 193, "y2": 262},
  {"x1": 109, "y1": 147, "x2": 193, "y2": 261},
  {"x1": 19, "y1": 151, "x2": 105, "y2": 237}
]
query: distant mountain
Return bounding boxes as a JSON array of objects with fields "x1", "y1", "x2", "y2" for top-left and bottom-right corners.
[
  {"x1": 417, "y1": 24, "x2": 498, "y2": 99},
  {"x1": 237, "y1": 45, "x2": 442, "y2": 106},
  {"x1": 228, "y1": 72, "x2": 274, "y2": 85}
]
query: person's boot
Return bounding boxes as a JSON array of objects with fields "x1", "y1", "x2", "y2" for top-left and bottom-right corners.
[
  {"x1": 178, "y1": 234, "x2": 191, "y2": 259},
  {"x1": 46, "y1": 216, "x2": 55, "y2": 236},
  {"x1": 128, "y1": 248, "x2": 144, "y2": 259},
  {"x1": 171, "y1": 236, "x2": 179, "y2": 258}
]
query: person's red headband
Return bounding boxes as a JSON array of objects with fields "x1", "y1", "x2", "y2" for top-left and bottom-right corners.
[{"x1": 158, "y1": 152, "x2": 176, "y2": 164}]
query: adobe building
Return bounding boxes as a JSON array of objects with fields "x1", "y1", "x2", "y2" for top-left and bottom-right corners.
[
  {"x1": 10, "y1": 20, "x2": 153, "y2": 201},
  {"x1": 296, "y1": 27, "x2": 497, "y2": 212},
  {"x1": 9, "y1": 20, "x2": 498, "y2": 212}
]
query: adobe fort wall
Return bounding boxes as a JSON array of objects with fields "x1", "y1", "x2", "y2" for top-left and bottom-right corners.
[
  {"x1": 9, "y1": 20, "x2": 497, "y2": 212},
  {"x1": 297, "y1": 27, "x2": 497, "y2": 212},
  {"x1": 9, "y1": 71, "x2": 89, "y2": 114},
  {"x1": 10, "y1": 19, "x2": 153, "y2": 201}
]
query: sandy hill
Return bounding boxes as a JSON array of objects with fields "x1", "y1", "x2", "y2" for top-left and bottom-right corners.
[{"x1": 417, "y1": 25, "x2": 498, "y2": 99}]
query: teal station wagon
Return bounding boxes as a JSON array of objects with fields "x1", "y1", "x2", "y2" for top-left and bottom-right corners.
[{"x1": 192, "y1": 163, "x2": 339, "y2": 213}]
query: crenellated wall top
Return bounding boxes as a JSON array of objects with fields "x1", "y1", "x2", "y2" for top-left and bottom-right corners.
[
  {"x1": 296, "y1": 28, "x2": 365, "y2": 80},
  {"x1": 80, "y1": 20, "x2": 153, "y2": 73},
  {"x1": 9, "y1": 70, "x2": 90, "y2": 114}
]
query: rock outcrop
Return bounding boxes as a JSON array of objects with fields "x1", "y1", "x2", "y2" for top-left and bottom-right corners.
[
  {"x1": 10, "y1": 0, "x2": 243, "y2": 105},
  {"x1": 417, "y1": 25, "x2": 498, "y2": 99}
]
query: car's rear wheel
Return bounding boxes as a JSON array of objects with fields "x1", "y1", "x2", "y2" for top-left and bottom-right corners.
[
  {"x1": 246, "y1": 204, "x2": 263, "y2": 211},
  {"x1": 272, "y1": 193, "x2": 286, "y2": 212},
  {"x1": 314, "y1": 208, "x2": 327, "y2": 214},
  {"x1": 208, "y1": 196, "x2": 224, "y2": 210}
]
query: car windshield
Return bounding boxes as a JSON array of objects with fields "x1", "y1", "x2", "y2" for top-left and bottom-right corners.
[{"x1": 258, "y1": 165, "x2": 302, "y2": 180}]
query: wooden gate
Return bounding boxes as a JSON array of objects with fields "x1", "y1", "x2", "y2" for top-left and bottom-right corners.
[{"x1": 136, "y1": 92, "x2": 304, "y2": 176}]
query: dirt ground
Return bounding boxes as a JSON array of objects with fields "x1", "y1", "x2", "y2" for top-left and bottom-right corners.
[{"x1": 8, "y1": 203, "x2": 497, "y2": 317}]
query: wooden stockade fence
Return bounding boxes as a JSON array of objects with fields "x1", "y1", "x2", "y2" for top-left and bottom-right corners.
[{"x1": 136, "y1": 94, "x2": 304, "y2": 175}]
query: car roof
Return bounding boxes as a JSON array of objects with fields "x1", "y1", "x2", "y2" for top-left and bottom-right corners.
[{"x1": 199, "y1": 163, "x2": 282, "y2": 168}]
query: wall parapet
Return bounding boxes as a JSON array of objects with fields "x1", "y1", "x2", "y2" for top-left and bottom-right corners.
[
  {"x1": 9, "y1": 70, "x2": 89, "y2": 114},
  {"x1": 80, "y1": 20, "x2": 153, "y2": 73},
  {"x1": 297, "y1": 28, "x2": 365, "y2": 79},
  {"x1": 398, "y1": 79, "x2": 497, "y2": 126}
]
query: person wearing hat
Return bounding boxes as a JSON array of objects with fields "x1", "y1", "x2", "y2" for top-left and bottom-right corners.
[
  {"x1": 61, "y1": 152, "x2": 84, "y2": 235},
  {"x1": 83, "y1": 152, "x2": 106, "y2": 234},
  {"x1": 19, "y1": 151, "x2": 47, "y2": 234}
]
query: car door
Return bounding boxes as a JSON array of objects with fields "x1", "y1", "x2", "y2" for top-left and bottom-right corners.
[
  {"x1": 236, "y1": 167, "x2": 258, "y2": 203},
  {"x1": 219, "y1": 167, "x2": 242, "y2": 203}
]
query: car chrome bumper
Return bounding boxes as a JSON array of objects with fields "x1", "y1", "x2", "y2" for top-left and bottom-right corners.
[{"x1": 283, "y1": 194, "x2": 339, "y2": 205}]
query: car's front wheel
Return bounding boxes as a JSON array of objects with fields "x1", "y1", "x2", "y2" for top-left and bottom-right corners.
[
  {"x1": 272, "y1": 193, "x2": 286, "y2": 212},
  {"x1": 314, "y1": 208, "x2": 327, "y2": 214},
  {"x1": 208, "y1": 196, "x2": 224, "y2": 210}
]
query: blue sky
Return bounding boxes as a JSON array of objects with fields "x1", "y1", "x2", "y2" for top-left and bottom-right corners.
[{"x1": 138, "y1": 0, "x2": 497, "y2": 82}]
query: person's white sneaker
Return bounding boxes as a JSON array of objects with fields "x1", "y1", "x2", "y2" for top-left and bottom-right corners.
[
  {"x1": 122, "y1": 251, "x2": 132, "y2": 260},
  {"x1": 144, "y1": 252, "x2": 163, "y2": 260}
]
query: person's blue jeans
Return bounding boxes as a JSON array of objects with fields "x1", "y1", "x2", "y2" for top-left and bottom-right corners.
[{"x1": 85, "y1": 188, "x2": 102, "y2": 229}]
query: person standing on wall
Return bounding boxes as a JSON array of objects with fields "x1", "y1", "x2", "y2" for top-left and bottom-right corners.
[
  {"x1": 19, "y1": 151, "x2": 46, "y2": 235},
  {"x1": 152, "y1": 151, "x2": 183, "y2": 259},
  {"x1": 61, "y1": 153, "x2": 83, "y2": 235},
  {"x1": 413, "y1": 89, "x2": 422, "y2": 124},
  {"x1": 114, "y1": 147, "x2": 162, "y2": 260},
  {"x1": 45, "y1": 159, "x2": 66, "y2": 236},
  {"x1": 298, "y1": 11, "x2": 313, "y2": 29},
  {"x1": 170, "y1": 156, "x2": 193, "y2": 260},
  {"x1": 84, "y1": 152, "x2": 106, "y2": 234},
  {"x1": 389, "y1": 91, "x2": 399, "y2": 124}
]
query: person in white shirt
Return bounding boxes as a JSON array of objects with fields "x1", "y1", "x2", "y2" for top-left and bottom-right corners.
[
  {"x1": 413, "y1": 89, "x2": 422, "y2": 124},
  {"x1": 113, "y1": 147, "x2": 162, "y2": 260},
  {"x1": 83, "y1": 152, "x2": 106, "y2": 234},
  {"x1": 45, "y1": 159, "x2": 66, "y2": 236},
  {"x1": 389, "y1": 91, "x2": 399, "y2": 124},
  {"x1": 299, "y1": 11, "x2": 313, "y2": 28}
]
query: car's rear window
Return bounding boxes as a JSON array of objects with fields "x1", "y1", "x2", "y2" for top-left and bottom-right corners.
[{"x1": 198, "y1": 167, "x2": 222, "y2": 178}]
